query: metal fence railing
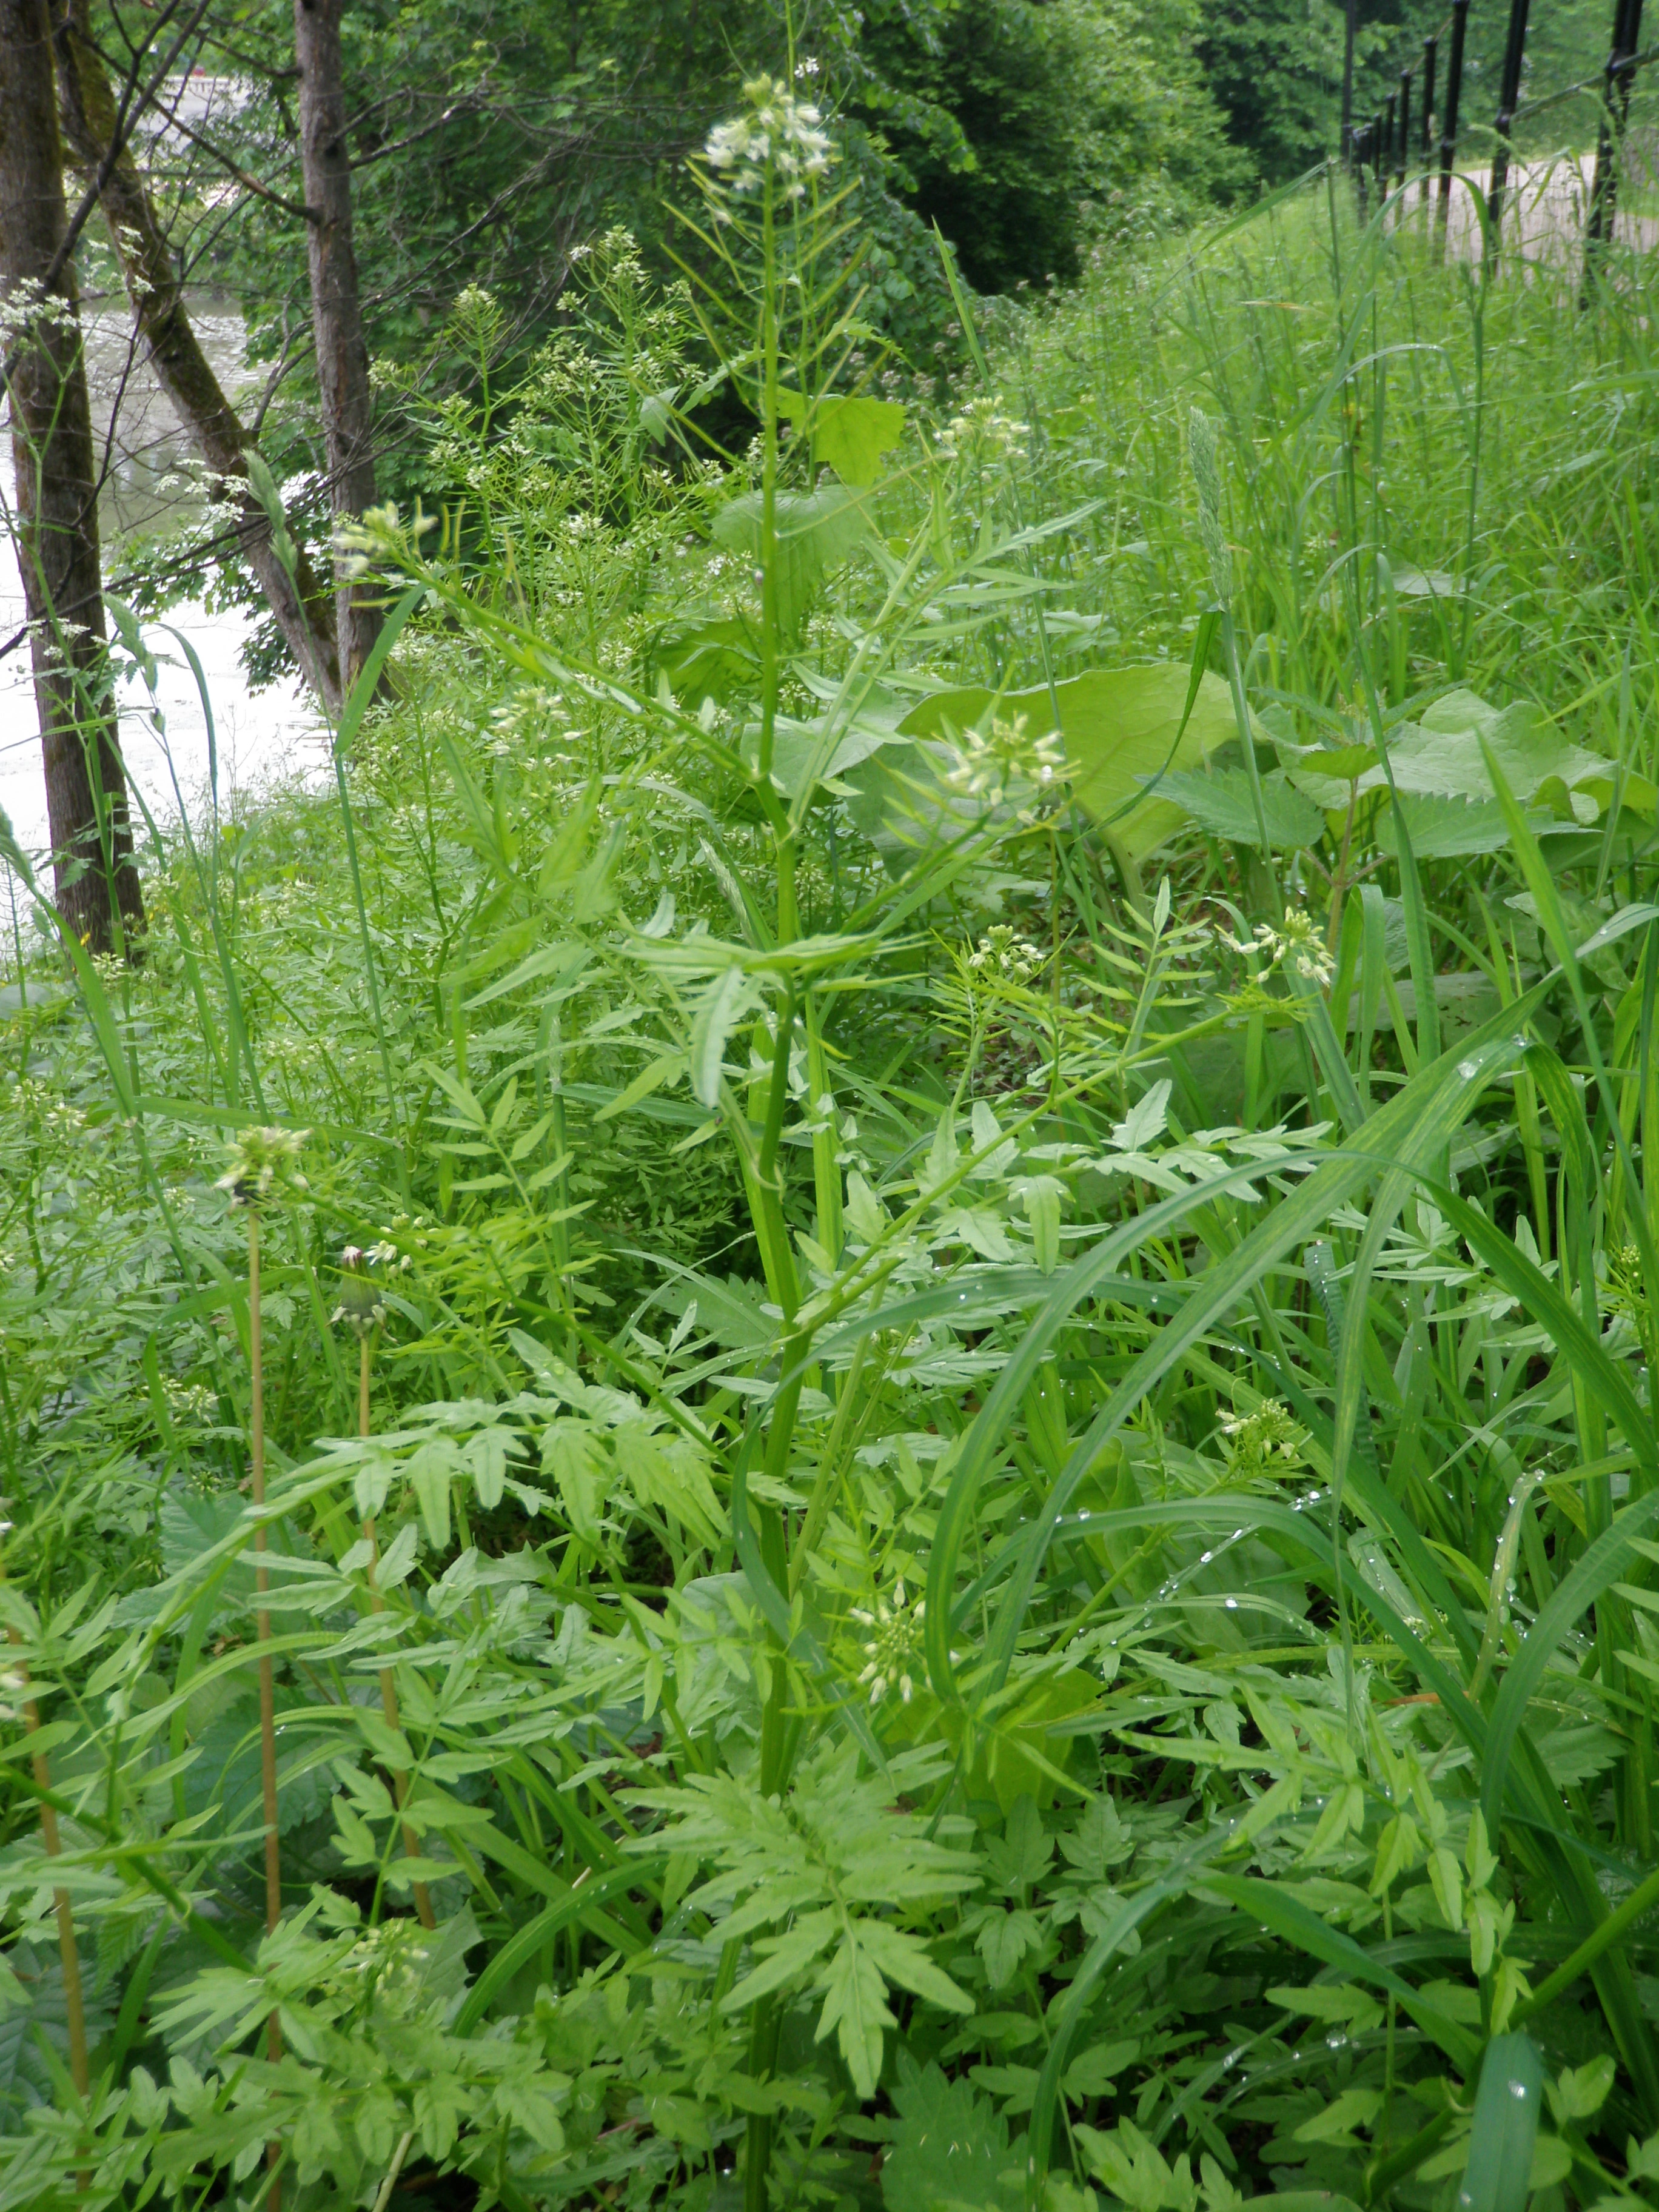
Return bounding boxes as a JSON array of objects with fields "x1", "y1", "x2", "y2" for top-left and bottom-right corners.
[{"x1": 1346, "y1": 0, "x2": 1657, "y2": 278}]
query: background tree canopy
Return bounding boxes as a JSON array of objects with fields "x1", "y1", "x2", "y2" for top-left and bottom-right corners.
[{"x1": 88, "y1": 0, "x2": 1625, "y2": 678}]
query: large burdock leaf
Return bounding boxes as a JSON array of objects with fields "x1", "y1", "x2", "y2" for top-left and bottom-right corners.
[
  {"x1": 897, "y1": 666, "x2": 1237, "y2": 859},
  {"x1": 1288, "y1": 688, "x2": 1658, "y2": 843}
]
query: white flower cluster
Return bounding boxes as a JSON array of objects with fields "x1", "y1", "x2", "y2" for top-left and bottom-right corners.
[
  {"x1": 1219, "y1": 1399, "x2": 1307, "y2": 1473},
  {"x1": 937, "y1": 397, "x2": 1030, "y2": 464},
  {"x1": 941, "y1": 712, "x2": 1067, "y2": 809},
  {"x1": 703, "y1": 75, "x2": 836, "y2": 201},
  {"x1": 1221, "y1": 908, "x2": 1335, "y2": 990},
  {"x1": 331, "y1": 1239, "x2": 411, "y2": 1339},
  {"x1": 967, "y1": 925, "x2": 1045, "y2": 983},
  {"x1": 851, "y1": 1580, "x2": 927, "y2": 1705},
  {"x1": 215, "y1": 1125, "x2": 309, "y2": 1208}
]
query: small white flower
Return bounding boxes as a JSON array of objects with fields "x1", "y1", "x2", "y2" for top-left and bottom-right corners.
[
  {"x1": 216, "y1": 1126, "x2": 309, "y2": 1208},
  {"x1": 1221, "y1": 908, "x2": 1334, "y2": 990},
  {"x1": 851, "y1": 1580, "x2": 927, "y2": 1705},
  {"x1": 703, "y1": 75, "x2": 837, "y2": 201},
  {"x1": 937, "y1": 397, "x2": 1029, "y2": 464},
  {"x1": 941, "y1": 712, "x2": 1067, "y2": 811}
]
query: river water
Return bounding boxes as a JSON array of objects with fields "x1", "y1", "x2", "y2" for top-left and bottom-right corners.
[{"x1": 0, "y1": 292, "x2": 323, "y2": 868}]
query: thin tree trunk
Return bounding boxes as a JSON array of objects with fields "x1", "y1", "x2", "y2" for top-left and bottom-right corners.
[
  {"x1": 293, "y1": 0, "x2": 380, "y2": 689},
  {"x1": 0, "y1": 0, "x2": 144, "y2": 956},
  {"x1": 52, "y1": 0, "x2": 343, "y2": 712}
]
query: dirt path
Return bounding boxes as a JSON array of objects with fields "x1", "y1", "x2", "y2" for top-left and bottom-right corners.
[{"x1": 1381, "y1": 154, "x2": 1659, "y2": 264}]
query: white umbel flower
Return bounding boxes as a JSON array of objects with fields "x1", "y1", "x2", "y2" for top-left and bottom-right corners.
[{"x1": 850, "y1": 1580, "x2": 927, "y2": 1705}]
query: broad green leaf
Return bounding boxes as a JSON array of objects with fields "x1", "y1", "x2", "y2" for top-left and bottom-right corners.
[
  {"x1": 1458, "y1": 2034, "x2": 1543, "y2": 2212},
  {"x1": 777, "y1": 389, "x2": 905, "y2": 486},
  {"x1": 1403, "y1": 688, "x2": 1654, "y2": 814},
  {"x1": 1159, "y1": 766, "x2": 1324, "y2": 850},
  {"x1": 1373, "y1": 794, "x2": 1540, "y2": 859},
  {"x1": 762, "y1": 709, "x2": 908, "y2": 800},
  {"x1": 653, "y1": 614, "x2": 757, "y2": 705},
  {"x1": 898, "y1": 666, "x2": 1237, "y2": 859},
  {"x1": 711, "y1": 485, "x2": 871, "y2": 641}
]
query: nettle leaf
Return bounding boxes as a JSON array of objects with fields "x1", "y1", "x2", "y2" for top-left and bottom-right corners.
[
  {"x1": 882, "y1": 2059, "x2": 1016, "y2": 2212},
  {"x1": 778, "y1": 389, "x2": 905, "y2": 487},
  {"x1": 1159, "y1": 766, "x2": 1324, "y2": 851},
  {"x1": 899, "y1": 665, "x2": 1236, "y2": 859}
]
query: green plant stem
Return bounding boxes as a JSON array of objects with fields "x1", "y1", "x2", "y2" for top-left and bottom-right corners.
[
  {"x1": 1512, "y1": 1860, "x2": 1659, "y2": 2026},
  {"x1": 3, "y1": 1618, "x2": 89, "y2": 2103},
  {"x1": 1364, "y1": 2106, "x2": 1457, "y2": 2203},
  {"x1": 360, "y1": 1337, "x2": 436, "y2": 1930},
  {"x1": 249, "y1": 1210, "x2": 283, "y2": 2086}
]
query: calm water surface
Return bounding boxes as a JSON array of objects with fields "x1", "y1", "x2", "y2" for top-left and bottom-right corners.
[{"x1": 1, "y1": 293, "x2": 323, "y2": 865}]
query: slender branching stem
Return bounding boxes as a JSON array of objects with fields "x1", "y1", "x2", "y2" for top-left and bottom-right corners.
[
  {"x1": 359, "y1": 1336, "x2": 436, "y2": 1930},
  {"x1": 4, "y1": 1620, "x2": 89, "y2": 2102}
]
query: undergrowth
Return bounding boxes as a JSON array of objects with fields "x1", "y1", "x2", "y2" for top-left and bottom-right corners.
[{"x1": 3, "y1": 107, "x2": 1659, "y2": 2212}]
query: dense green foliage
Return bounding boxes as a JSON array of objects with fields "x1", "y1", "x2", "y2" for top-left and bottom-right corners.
[
  {"x1": 1198, "y1": 0, "x2": 1620, "y2": 186},
  {"x1": 112, "y1": 0, "x2": 1238, "y2": 675},
  {"x1": 7, "y1": 89, "x2": 1659, "y2": 2212},
  {"x1": 856, "y1": 0, "x2": 1239, "y2": 292}
]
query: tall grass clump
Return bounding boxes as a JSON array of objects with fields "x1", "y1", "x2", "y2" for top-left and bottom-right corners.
[{"x1": 1, "y1": 127, "x2": 1659, "y2": 2212}]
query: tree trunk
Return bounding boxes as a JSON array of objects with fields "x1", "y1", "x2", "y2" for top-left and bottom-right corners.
[
  {"x1": 52, "y1": 0, "x2": 344, "y2": 713},
  {"x1": 293, "y1": 0, "x2": 380, "y2": 690},
  {"x1": 0, "y1": 0, "x2": 143, "y2": 956}
]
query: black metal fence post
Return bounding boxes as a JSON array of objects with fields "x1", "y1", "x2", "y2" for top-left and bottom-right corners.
[
  {"x1": 1437, "y1": 0, "x2": 1470, "y2": 251},
  {"x1": 1397, "y1": 70, "x2": 1412, "y2": 190},
  {"x1": 1587, "y1": 0, "x2": 1647, "y2": 266},
  {"x1": 1382, "y1": 93, "x2": 1397, "y2": 201},
  {"x1": 1487, "y1": 0, "x2": 1535, "y2": 260},
  {"x1": 1421, "y1": 36, "x2": 1438, "y2": 207},
  {"x1": 1375, "y1": 109, "x2": 1387, "y2": 189}
]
